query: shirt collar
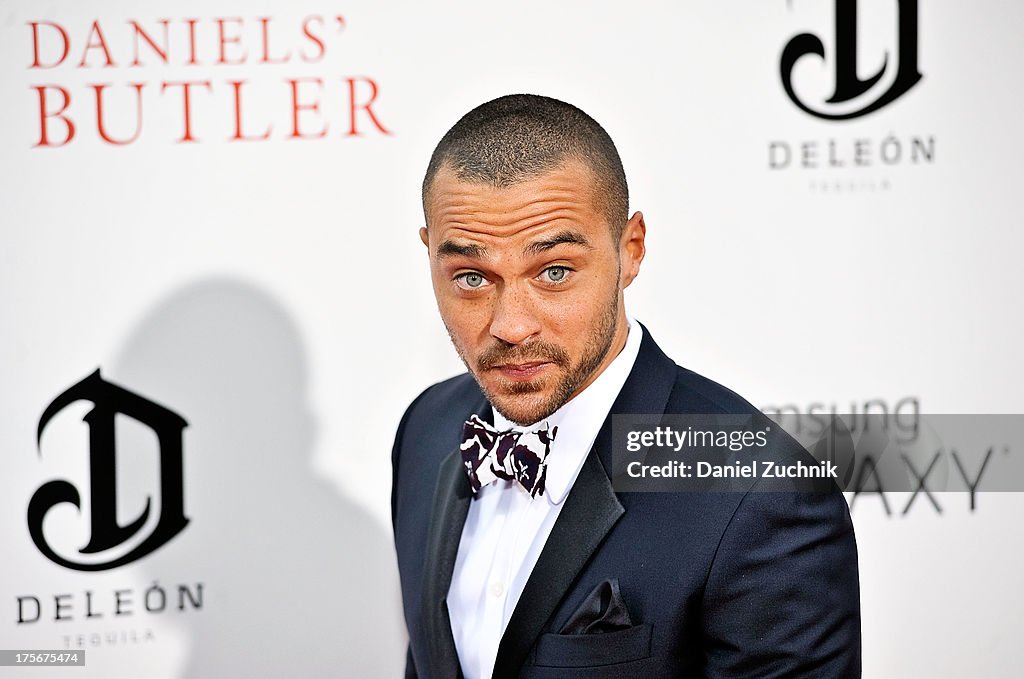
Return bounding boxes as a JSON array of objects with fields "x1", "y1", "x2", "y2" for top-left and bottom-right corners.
[{"x1": 492, "y1": 316, "x2": 644, "y2": 505}]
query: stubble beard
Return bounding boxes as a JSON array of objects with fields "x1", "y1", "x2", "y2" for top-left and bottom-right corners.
[{"x1": 445, "y1": 285, "x2": 621, "y2": 427}]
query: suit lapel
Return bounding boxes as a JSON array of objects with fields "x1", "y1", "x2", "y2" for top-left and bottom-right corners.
[
  {"x1": 491, "y1": 325, "x2": 678, "y2": 679},
  {"x1": 490, "y1": 446, "x2": 623, "y2": 679},
  {"x1": 422, "y1": 448, "x2": 471, "y2": 679}
]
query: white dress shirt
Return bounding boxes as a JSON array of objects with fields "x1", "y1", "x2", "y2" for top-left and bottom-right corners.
[{"x1": 446, "y1": 317, "x2": 643, "y2": 679}]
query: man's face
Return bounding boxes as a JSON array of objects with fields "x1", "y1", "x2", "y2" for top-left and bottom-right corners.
[{"x1": 421, "y1": 159, "x2": 645, "y2": 426}]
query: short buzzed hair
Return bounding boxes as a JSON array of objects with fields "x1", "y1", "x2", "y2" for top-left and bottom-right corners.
[{"x1": 422, "y1": 94, "x2": 629, "y2": 238}]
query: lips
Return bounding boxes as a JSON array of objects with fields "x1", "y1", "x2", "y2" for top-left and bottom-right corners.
[{"x1": 490, "y1": 361, "x2": 552, "y2": 381}]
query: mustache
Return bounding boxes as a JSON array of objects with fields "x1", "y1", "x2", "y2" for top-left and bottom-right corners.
[{"x1": 477, "y1": 341, "x2": 570, "y2": 370}]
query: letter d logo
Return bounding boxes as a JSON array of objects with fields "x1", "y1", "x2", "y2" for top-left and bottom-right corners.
[{"x1": 781, "y1": 0, "x2": 923, "y2": 120}]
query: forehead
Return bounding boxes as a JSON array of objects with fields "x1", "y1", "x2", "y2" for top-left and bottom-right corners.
[{"x1": 426, "y1": 160, "x2": 609, "y2": 245}]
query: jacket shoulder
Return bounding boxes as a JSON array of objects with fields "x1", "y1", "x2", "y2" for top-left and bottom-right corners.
[
  {"x1": 393, "y1": 372, "x2": 485, "y2": 468},
  {"x1": 403, "y1": 372, "x2": 483, "y2": 424},
  {"x1": 667, "y1": 364, "x2": 761, "y2": 416},
  {"x1": 390, "y1": 372, "x2": 483, "y2": 535}
]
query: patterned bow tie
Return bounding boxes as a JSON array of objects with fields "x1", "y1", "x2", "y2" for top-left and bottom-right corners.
[{"x1": 460, "y1": 414, "x2": 558, "y2": 498}]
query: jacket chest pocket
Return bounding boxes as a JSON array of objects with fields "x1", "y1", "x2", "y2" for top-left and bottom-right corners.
[{"x1": 532, "y1": 623, "x2": 652, "y2": 668}]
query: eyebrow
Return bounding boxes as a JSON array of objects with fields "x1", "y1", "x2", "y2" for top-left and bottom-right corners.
[
  {"x1": 435, "y1": 229, "x2": 593, "y2": 260},
  {"x1": 437, "y1": 240, "x2": 487, "y2": 259},
  {"x1": 524, "y1": 230, "x2": 593, "y2": 256}
]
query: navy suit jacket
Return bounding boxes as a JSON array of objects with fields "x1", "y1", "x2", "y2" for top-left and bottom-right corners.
[{"x1": 391, "y1": 327, "x2": 861, "y2": 678}]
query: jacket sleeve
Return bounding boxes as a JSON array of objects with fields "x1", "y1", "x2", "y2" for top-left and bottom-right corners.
[
  {"x1": 391, "y1": 386, "x2": 432, "y2": 535},
  {"x1": 700, "y1": 485, "x2": 862, "y2": 678},
  {"x1": 390, "y1": 403, "x2": 411, "y2": 536},
  {"x1": 392, "y1": 387, "x2": 432, "y2": 679}
]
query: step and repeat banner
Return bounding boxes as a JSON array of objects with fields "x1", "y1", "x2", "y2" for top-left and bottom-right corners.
[{"x1": 2, "y1": 1, "x2": 1022, "y2": 677}]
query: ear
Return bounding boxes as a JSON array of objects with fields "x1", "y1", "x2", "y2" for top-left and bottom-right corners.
[
  {"x1": 419, "y1": 226, "x2": 429, "y2": 250},
  {"x1": 620, "y1": 211, "x2": 646, "y2": 288}
]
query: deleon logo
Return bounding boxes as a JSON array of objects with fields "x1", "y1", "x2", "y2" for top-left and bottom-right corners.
[
  {"x1": 29, "y1": 369, "x2": 189, "y2": 571},
  {"x1": 780, "y1": 0, "x2": 922, "y2": 120}
]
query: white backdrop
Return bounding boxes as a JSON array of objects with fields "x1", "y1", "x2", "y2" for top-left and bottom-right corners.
[{"x1": 2, "y1": 1, "x2": 1022, "y2": 677}]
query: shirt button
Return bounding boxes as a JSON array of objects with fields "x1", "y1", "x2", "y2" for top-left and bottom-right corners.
[{"x1": 490, "y1": 581, "x2": 505, "y2": 598}]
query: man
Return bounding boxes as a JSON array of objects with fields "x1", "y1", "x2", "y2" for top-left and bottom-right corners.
[{"x1": 391, "y1": 94, "x2": 861, "y2": 678}]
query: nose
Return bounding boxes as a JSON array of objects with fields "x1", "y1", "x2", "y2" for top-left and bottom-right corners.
[{"x1": 489, "y1": 283, "x2": 541, "y2": 345}]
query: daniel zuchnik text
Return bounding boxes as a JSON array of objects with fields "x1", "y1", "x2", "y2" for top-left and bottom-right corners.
[
  {"x1": 623, "y1": 424, "x2": 837, "y2": 480},
  {"x1": 625, "y1": 459, "x2": 839, "y2": 479}
]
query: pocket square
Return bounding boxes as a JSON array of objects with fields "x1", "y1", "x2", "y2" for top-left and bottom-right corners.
[{"x1": 559, "y1": 578, "x2": 634, "y2": 635}]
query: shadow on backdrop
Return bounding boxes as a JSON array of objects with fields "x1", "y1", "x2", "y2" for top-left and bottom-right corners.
[{"x1": 112, "y1": 278, "x2": 404, "y2": 678}]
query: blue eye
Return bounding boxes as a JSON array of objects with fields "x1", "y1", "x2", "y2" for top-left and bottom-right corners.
[
  {"x1": 543, "y1": 266, "x2": 569, "y2": 283},
  {"x1": 456, "y1": 272, "x2": 487, "y2": 290}
]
